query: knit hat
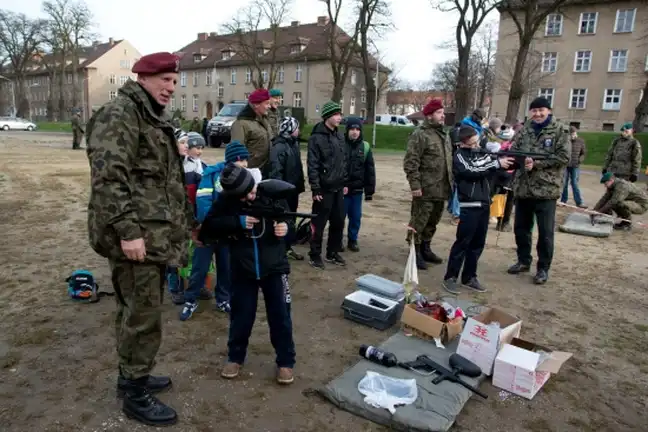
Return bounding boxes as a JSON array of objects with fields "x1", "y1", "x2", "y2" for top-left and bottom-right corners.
[
  {"x1": 569, "y1": 125, "x2": 578, "y2": 134},
  {"x1": 345, "y1": 117, "x2": 363, "y2": 131},
  {"x1": 529, "y1": 96, "x2": 551, "y2": 110},
  {"x1": 279, "y1": 116, "x2": 299, "y2": 137},
  {"x1": 225, "y1": 140, "x2": 249, "y2": 163},
  {"x1": 321, "y1": 101, "x2": 342, "y2": 119},
  {"x1": 248, "y1": 88, "x2": 270, "y2": 104},
  {"x1": 621, "y1": 122, "x2": 633, "y2": 131},
  {"x1": 422, "y1": 98, "x2": 444, "y2": 116},
  {"x1": 600, "y1": 172, "x2": 613, "y2": 183},
  {"x1": 175, "y1": 129, "x2": 188, "y2": 141},
  {"x1": 220, "y1": 164, "x2": 255, "y2": 197},
  {"x1": 269, "y1": 88, "x2": 283, "y2": 97},
  {"x1": 472, "y1": 108, "x2": 487, "y2": 122},
  {"x1": 498, "y1": 128, "x2": 514, "y2": 140},
  {"x1": 458, "y1": 125, "x2": 477, "y2": 143},
  {"x1": 489, "y1": 118, "x2": 503, "y2": 130}
]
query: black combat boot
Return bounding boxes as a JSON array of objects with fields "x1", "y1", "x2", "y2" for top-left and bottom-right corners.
[
  {"x1": 117, "y1": 375, "x2": 172, "y2": 398},
  {"x1": 348, "y1": 240, "x2": 360, "y2": 252},
  {"x1": 421, "y1": 241, "x2": 443, "y2": 264},
  {"x1": 415, "y1": 245, "x2": 428, "y2": 270},
  {"x1": 121, "y1": 376, "x2": 177, "y2": 426}
]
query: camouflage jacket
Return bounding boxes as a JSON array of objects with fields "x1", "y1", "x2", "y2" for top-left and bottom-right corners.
[
  {"x1": 266, "y1": 108, "x2": 279, "y2": 138},
  {"x1": 603, "y1": 135, "x2": 642, "y2": 178},
  {"x1": 230, "y1": 104, "x2": 273, "y2": 171},
  {"x1": 403, "y1": 120, "x2": 453, "y2": 201},
  {"x1": 594, "y1": 178, "x2": 648, "y2": 214},
  {"x1": 71, "y1": 115, "x2": 84, "y2": 134},
  {"x1": 85, "y1": 80, "x2": 193, "y2": 267},
  {"x1": 511, "y1": 117, "x2": 570, "y2": 200},
  {"x1": 190, "y1": 119, "x2": 202, "y2": 133}
]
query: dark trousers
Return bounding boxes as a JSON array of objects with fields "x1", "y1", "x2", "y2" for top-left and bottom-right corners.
[
  {"x1": 444, "y1": 206, "x2": 490, "y2": 282},
  {"x1": 309, "y1": 190, "x2": 345, "y2": 257},
  {"x1": 500, "y1": 189, "x2": 515, "y2": 226},
  {"x1": 514, "y1": 199, "x2": 557, "y2": 271},
  {"x1": 285, "y1": 193, "x2": 300, "y2": 248},
  {"x1": 228, "y1": 273, "x2": 295, "y2": 368},
  {"x1": 185, "y1": 242, "x2": 231, "y2": 304},
  {"x1": 344, "y1": 192, "x2": 363, "y2": 242}
]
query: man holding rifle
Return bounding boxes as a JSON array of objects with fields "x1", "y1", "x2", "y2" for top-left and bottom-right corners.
[{"x1": 505, "y1": 96, "x2": 570, "y2": 285}]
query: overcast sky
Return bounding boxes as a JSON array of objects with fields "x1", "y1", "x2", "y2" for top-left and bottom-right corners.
[{"x1": 2, "y1": 0, "x2": 498, "y2": 83}]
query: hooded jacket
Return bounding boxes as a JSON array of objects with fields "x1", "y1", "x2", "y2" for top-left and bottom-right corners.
[
  {"x1": 268, "y1": 135, "x2": 306, "y2": 193},
  {"x1": 344, "y1": 118, "x2": 376, "y2": 196},
  {"x1": 307, "y1": 121, "x2": 348, "y2": 195},
  {"x1": 230, "y1": 104, "x2": 273, "y2": 171}
]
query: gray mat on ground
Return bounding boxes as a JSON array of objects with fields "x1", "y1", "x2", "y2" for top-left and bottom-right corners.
[
  {"x1": 319, "y1": 332, "x2": 485, "y2": 432},
  {"x1": 559, "y1": 212, "x2": 613, "y2": 238}
]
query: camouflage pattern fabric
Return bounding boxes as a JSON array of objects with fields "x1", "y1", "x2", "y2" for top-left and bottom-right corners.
[
  {"x1": 266, "y1": 107, "x2": 279, "y2": 138},
  {"x1": 71, "y1": 114, "x2": 84, "y2": 149},
  {"x1": 85, "y1": 80, "x2": 192, "y2": 268},
  {"x1": 593, "y1": 178, "x2": 648, "y2": 217},
  {"x1": 603, "y1": 136, "x2": 642, "y2": 178},
  {"x1": 190, "y1": 118, "x2": 202, "y2": 133},
  {"x1": 403, "y1": 120, "x2": 453, "y2": 201},
  {"x1": 406, "y1": 199, "x2": 445, "y2": 244},
  {"x1": 230, "y1": 104, "x2": 273, "y2": 170},
  {"x1": 511, "y1": 117, "x2": 571, "y2": 200},
  {"x1": 110, "y1": 260, "x2": 165, "y2": 380}
]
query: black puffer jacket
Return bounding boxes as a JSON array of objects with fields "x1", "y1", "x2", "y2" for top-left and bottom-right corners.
[
  {"x1": 307, "y1": 121, "x2": 348, "y2": 195},
  {"x1": 344, "y1": 125, "x2": 376, "y2": 196},
  {"x1": 453, "y1": 147, "x2": 502, "y2": 206},
  {"x1": 268, "y1": 135, "x2": 305, "y2": 193}
]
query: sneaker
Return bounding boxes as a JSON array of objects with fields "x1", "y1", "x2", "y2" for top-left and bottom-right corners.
[
  {"x1": 443, "y1": 277, "x2": 460, "y2": 295},
  {"x1": 214, "y1": 301, "x2": 231, "y2": 313},
  {"x1": 170, "y1": 292, "x2": 185, "y2": 305},
  {"x1": 198, "y1": 288, "x2": 212, "y2": 300},
  {"x1": 276, "y1": 367, "x2": 294, "y2": 385},
  {"x1": 179, "y1": 302, "x2": 198, "y2": 321},
  {"x1": 463, "y1": 277, "x2": 487, "y2": 292},
  {"x1": 309, "y1": 255, "x2": 325, "y2": 269},
  {"x1": 613, "y1": 221, "x2": 632, "y2": 231},
  {"x1": 347, "y1": 240, "x2": 360, "y2": 252},
  {"x1": 221, "y1": 362, "x2": 240, "y2": 379},
  {"x1": 507, "y1": 262, "x2": 530, "y2": 274},
  {"x1": 533, "y1": 269, "x2": 549, "y2": 285},
  {"x1": 287, "y1": 248, "x2": 304, "y2": 261},
  {"x1": 577, "y1": 203, "x2": 588, "y2": 209},
  {"x1": 325, "y1": 252, "x2": 346, "y2": 266}
]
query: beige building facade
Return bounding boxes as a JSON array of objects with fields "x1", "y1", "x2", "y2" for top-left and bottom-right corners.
[{"x1": 491, "y1": 2, "x2": 647, "y2": 131}]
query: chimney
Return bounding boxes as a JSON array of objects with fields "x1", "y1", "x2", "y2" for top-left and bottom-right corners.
[
  {"x1": 197, "y1": 32, "x2": 208, "y2": 41},
  {"x1": 291, "y1": 21, "x2": 299, "y2": 27},
  {"x1": 108, "y1": 37, "x2": 114, "y2": 45},
  {"x1": 316, "y1": 16, "x2": 329, "y2": 26},
  {"x1": 209, "y1": 32, "x2": 218, "y2": 37}
]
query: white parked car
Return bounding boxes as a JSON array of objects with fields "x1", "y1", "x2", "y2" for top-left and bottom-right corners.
[{"x1": 0, "y1": 117, "x2": 37, "y2": 131}]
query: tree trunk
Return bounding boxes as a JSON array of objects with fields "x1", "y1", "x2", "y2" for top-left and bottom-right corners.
[
  {"x1": 455, "y1": 45, "x2": 471, "y2": 120},
  {"x1": 505, "y1": 42, "x2": 531, "y2": 123},
  {"x1": 47, "y1": 72, "x2": 56, "y2": 121},
  {"x1": 58, "y1": 58, "x2": 66, "y2": 121},
  {"x1": 71, "y1": 53, "x2": 79, "y2": 108},
  {"x1": 365, "y1": 79, "x2": 376, "y2": 123},
  {"x1": 633, "y1": 79, "x2": 648, "y2": 132}
]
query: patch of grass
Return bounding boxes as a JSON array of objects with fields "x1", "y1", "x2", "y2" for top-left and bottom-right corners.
[{"x1": 634, "y1": 324, "x2": 648, "y2": 332}]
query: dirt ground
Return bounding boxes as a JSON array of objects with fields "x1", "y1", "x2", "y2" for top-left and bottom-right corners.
[{"x1": 0, "y1": 132, "x2": 647, "y2": 432}]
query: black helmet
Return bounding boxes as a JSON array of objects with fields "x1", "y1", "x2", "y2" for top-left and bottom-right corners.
[{"x1": 186, "y1": 132, "x2": 206, "y2": 148}]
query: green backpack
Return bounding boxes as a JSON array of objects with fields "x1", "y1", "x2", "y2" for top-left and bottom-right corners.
[{"x1": 362, "y1": 140, "x2": 371, "y2": 161}]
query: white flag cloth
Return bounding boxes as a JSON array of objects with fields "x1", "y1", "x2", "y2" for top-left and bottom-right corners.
[{"x1": 402, "y1": 241, "x2": 419, "y2": 298}]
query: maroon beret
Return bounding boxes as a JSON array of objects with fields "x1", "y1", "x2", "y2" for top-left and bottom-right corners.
[
  {"x1": 132, "y1": 52, "x2": 180, "y2": 75},
  {"x1": 423, "y1": 98, "x2": 444, "y2": 116},
  {"x1": 248, "y1": 88, "x2": 270, "y2": 104}
]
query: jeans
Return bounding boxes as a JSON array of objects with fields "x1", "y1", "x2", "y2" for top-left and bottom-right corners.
[
  {"x1": 444, "y1": 206, "x2": 490, "y2": 282},
  {"x1": 344, "y1": 192, "x2": 363, "y2": 242},
  {"x1": 167, "y1": 267, "x2": 182, "y2": 294},
  {"x1": 228, "y1": 273, "x2": 295, "y2": 368},
  {"x1": 514, "y1": 199, "x2": 557, "y2": 271},
  {"x1": 447, "y1": 187, "x2": 460, "y2": 217},
  {"x1": 185, "y1": 242, "x2": 231, "y2": 304},
  {"x1": 561, "y1": 167, "x2": 583, "y2": 205}
]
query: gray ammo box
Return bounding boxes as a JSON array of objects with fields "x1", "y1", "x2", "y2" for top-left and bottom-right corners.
[{"x1": 341, "y1": 274, "x2": 406, "y2": 330}]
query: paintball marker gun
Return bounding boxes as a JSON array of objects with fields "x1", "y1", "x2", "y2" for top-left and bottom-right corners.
[
  {"x1": 240, "y1": 179, "x2": 316, "y2": 220},
  {"x1": 472, "y1": 148, "x2": 557, "y2": 170}
]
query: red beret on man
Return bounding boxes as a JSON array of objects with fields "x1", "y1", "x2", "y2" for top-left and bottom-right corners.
[
  {"x1": 248, "y1": 88, "x2": 270, "y2": 104},
  {"x1": 132, "y1": 52, "x2": 180, "y2": 75},
  {"x1": 422, "y1": 98, "x2": 444, "y2": 116}
]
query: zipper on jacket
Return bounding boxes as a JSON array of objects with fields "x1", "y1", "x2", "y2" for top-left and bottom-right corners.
[
  {"x1": 251, "y1": 227, "x2": 261, "y2": 280},
  {"x1": 470, "y1": 183, "x2": 476, "y2": 199}
]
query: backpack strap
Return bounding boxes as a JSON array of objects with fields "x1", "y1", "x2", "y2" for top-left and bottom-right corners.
[{"x1": 362, "y1": 140, "x2": 370, "y2": 162}]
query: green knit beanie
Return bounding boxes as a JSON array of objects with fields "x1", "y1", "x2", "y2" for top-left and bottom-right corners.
[
  {"x1": 600, "y1": 172, "x2": 613, "y2": 183},
  {"x1": 321, "y1": 101, "x2": 342, "y2": 119},
  {"x1": 269, "y1": 88, "x2": 282, "y2": 97}
]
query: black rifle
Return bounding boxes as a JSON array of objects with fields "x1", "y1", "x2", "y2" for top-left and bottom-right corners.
[
  {"x1": 472, "y1": 148, "x2": 556, "y2": 170},
  {"x1": 239, "y1": 179, "x2": 316, "y2": 220}
]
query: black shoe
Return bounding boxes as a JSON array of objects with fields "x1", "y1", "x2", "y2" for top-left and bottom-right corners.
[
  {"x1": 415, "y1": 245, "x2": 428, "y2": 270},
  {"x1": 309, "y1": 255, "x2": 325, "y2": 269},
  {"x1": 421, "y1": 241, "x2": 443, "y2": 264},
  {"x1": 507, "y1": 262, "x2": 531, "y2": 274},
  {"x1": 613, "y1": 221, "x2": 632, "y2": 231},
  {"x1": 348, "y1": 240, "x2": 360, "y2": 252},
  {"x1": 287, "y1": 248, "x2": 304, "y2": 260},
  {"x1": 325, "y1": 252, "x2": 346, "y2": 266},
  {"x1": 463, "y1": 277, "x2": 487, "y2": 292},
  {"x1": 533, "y1": 269, "x2": 549, "y2": 285},
  {"x1": 339, "y1": 245, "x2": 346, "y2": 252},
  {"x1": 117, "y1": 375, "x2": 172, "y2": 398},
  {"x1": 120, "y1": 378, "x2": 177, "y2": 426},
  {"x1": 442, "y1": 277, "x2": 460, "y2": 295},
  {"x1": 169, "y1": 292, "x2": 184, "y2": 305}
]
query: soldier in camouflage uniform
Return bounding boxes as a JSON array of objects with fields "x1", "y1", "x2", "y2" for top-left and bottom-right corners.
[
  {"x1": 403, "y1": 98, "x2": 453, "y2": 270},
  {"x1": 593, "y1": 172, "x2": 648, "y2": 230},
  {"x1": 71, "y1": 110, "x2": 84, "y2": 150},
  {"x1": 506, "y1": 96, "x2": 570, "y2": 285},
  {"x1": 86, "y1": 52, "x2": 193, "y2": 426},
  {"x1": 602, "y1": 122, "x2": 642, "y2": 182},
  {"x1": 267, "y1": 88, "x2": 282, "y2": 137}
]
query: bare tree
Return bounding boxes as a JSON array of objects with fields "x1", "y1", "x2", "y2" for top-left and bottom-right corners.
[
  {"x1": 473, "y1": 22, "x2": 497, "y2": 108},
  {"x1": 221, "y1": 0, "x2": 292, "y2": 89},
  {"x1": 0, "y1": 10, "x2": 43, "y2": 118},
  {"x1": 431, "y1": 0, "x2": 497, "y2": 119},
  {"x1": 498, "y1": 0, "x2": 568, "y2": 122}
]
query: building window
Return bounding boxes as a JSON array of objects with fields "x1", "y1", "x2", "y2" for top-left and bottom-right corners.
[
  {"x1": 614, "y1": 9, "x2": 636, "y2": 33},
  {"x1": 180, "y1": 95, "x2": 187, "y2": 111},
  {"x1": 569, "y1": 88, "x2": 587, "y2": 109},
  {"x1": 569, "y1": 121, "x2": 581, "y2": 130},
  {"x1": 602, "y1": 123, "x2": 615, "y2": 132},
  {"x1": 278, "y1": 95, "x2": 284, "y2": 105},
  {"x1": 67, "y1": 74, "x2": 72, "y2": 84},
  {"x1": 230, "y1": 68, "x2": 236, "y2": 84},
  {"x1": 603, "y1": 89, "x2": 622, "y2": 110},
  {"x1": 545, "y1": 14, "x2": 562, "y2": 36},
  {"x1": 579, "y1": 12, "x2": 598, "y2": 34},
  {"x1": 293, "y1": 92, "x2": 302, "y2": 107},
  {"x1": 109, "y1": 74, "x2": 116, "y2": 84},
  {"x1": 180, "y1": 72, "x2": 187, "y2": 87},
  {"x1": 222, "y1": 50, "x2": 231, "y2": 60},
  {"x1": 295, "y1": 64, "x2": 302, "y2": 82},
  {"x1": 218, "y1": 82, "x2": 224, "y2": 98},
  {"x1": 645, "y1": 54, "x2": 648, "y2": 72},
  {"x1": 120, "y1": 59, "x2": 130, "y2": 69},
  {"x1": 245, "y1": 68, "x2": 252, "y2": 83},
  {"x1": 192, "y1": 95, "x2": 198, "y2": 112},
  {"x1": 277, "y1": 66, "x2": 284, "y2": 83},
  {"x1": 193, "y1": 72, "x2": 199, "y2": 87},
  {"x1": 119, "y1": 75, "x2": 129, "y2": 85},
  {"x1": 350, "y1": 96, "x2": 356, "y2": 114},
  {"x1": 538, "y1": 88, "x2": 554, "y2": 108},
  {"x1": 262, "y1": 69, "x2": 268, "y2": 83},
  {"x1": 206, "y1": 70, "x2": 213, "y2": 86},
  {"x1": 360, "y1": 108, "x2": 366, "y2": 118},
  {"x1": 542, "y1": 52, "x2": 558, "y2": 73},
  {"x1": 361, "y1": 88, "x2": 366, "y2": 103},
  {"x1": 351, "y1": 70, "x2": 356, "y2": 85},
  {"x1": 608, "y1": 50, "x2": 628, "y2": 72},
  {"x1": 109, "y1": 91, "x2": 117, "y2": 100},
  {"x1": 170, "y1": 96, "x2": 176, "y2": 111},
  {"x1": 573, "y1": 51, "x2": 592, "y2": 73}
]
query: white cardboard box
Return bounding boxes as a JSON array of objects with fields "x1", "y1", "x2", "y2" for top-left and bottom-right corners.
[
  {"x1": 492, "y1": 338, "x2": 573, "y2": 400},
  {"x1": 455, "y1": 307, "x2": 522, "y2": 376}
]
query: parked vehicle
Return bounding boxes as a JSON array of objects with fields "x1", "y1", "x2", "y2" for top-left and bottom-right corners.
[
  {"x1": 206, "y1": 101, "x2": 247, "y2": 148},
  {"x1": 374, "y1": 114, "x2": 414, "y2": 127},
  {"x1": 0, "y1": 117, "x2": 37, "y2": 131}
]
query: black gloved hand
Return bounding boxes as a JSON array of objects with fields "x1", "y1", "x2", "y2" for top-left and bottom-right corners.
[
  {"x1": 602, "y1": 168, "x2": 607, "y2": 175},
  {"x1": 629, "y1": 174, "x2": 637, "y2": 182},
  {"x1": 365, "y1": 195, "x2": 373, "y2": 201}
]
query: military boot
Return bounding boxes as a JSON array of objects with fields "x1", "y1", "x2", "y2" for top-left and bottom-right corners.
[
  {"x1": 415, "y1": 245, "x2": 428, "y2": 270},
  {"x1": 117, "y1": 375, "x2": 172, "y2": 398},
  {"x1": 421, "y1": 241, "x2": 443, "y2": 264},
  {"x1": 121, "y1": 377, "x2": 177, "y2": 426}
]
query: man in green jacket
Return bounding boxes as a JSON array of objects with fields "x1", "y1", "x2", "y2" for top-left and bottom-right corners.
[
  {"x1": 86, "y1": 52, "x2": 193, "y2": 426},
  {"x1": 506, "y1": 96, "x2": 570, "y2": 285},
  {"x1": 593, "y1": 172, "x2": 648, "y2": 230},
  {"x1": 71, "y1": 110, "x2": 84, "y2": 149},
  {"x1": 602, "y1": 122, "x2": 642, "y2": 182},
  {"x1": 403, "y1": 98, "x2": 453, "y2": 270},
  {"x1": 230, "y1": 89, "x2": 273, "y2": 176}
]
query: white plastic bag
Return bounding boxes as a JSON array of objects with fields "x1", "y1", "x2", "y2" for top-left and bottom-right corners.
[
  {"x1": 357, "y1": 371, "x2": 418, "y2": 414},
  {"x1": 403, "y1": 237, "x2": 419, "y2": 300}
]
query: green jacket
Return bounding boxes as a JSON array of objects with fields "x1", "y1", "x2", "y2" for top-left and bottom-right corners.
[
  {"x1": 71, "y1": 115, "x2": 84, "y2": 135},
  {"x1": 403, "y1": 120, "x2": 453, "y2": 201},
  {"x1": 603, "y1": 135, "x2": 642, "y2": 178},
  {"x1": 511, "y1": 117, "x2": 570, "y2": 200},
  {"x1": 594, "y1": 178, "x2": 648, "y2": 214},
  {"x1": 266, "y1": 107, "x2": 279, "y2": 138},
  {"x1": 85, "y1": 80, "x2": 193, "y2": 267},
  {"x1": 230, "y1": 103, "x2": 273, "y2": 170}
]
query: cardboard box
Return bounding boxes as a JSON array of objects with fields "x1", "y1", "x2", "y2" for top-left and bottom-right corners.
[
  {"x1": 492, "y1": 338, "x2": 573, "y2": 400},
  {"x1": 400, "y1": 303, "x2": 464, "y2": 343},
  {"x1": 455, "y1": 307, "x2": 522, "y2": 376}
]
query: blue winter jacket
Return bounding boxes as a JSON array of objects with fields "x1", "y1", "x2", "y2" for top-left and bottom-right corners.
[{"x1": 195, "y1": 161, "x2": 227, "y2": 223}]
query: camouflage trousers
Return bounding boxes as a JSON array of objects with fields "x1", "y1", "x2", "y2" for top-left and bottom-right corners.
[
  {"x1": 406, "y1": 199, "x2": 445, "y2": 244},
  {"x1": 72, "y1": 132, "x2": 81, "y2": 149},
  {"x1": 613, "y1": 201, "x2": 648, "y2": 219},
  {"x1": 109, "y1": 260, "x2": 165, "y2": 380}
]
